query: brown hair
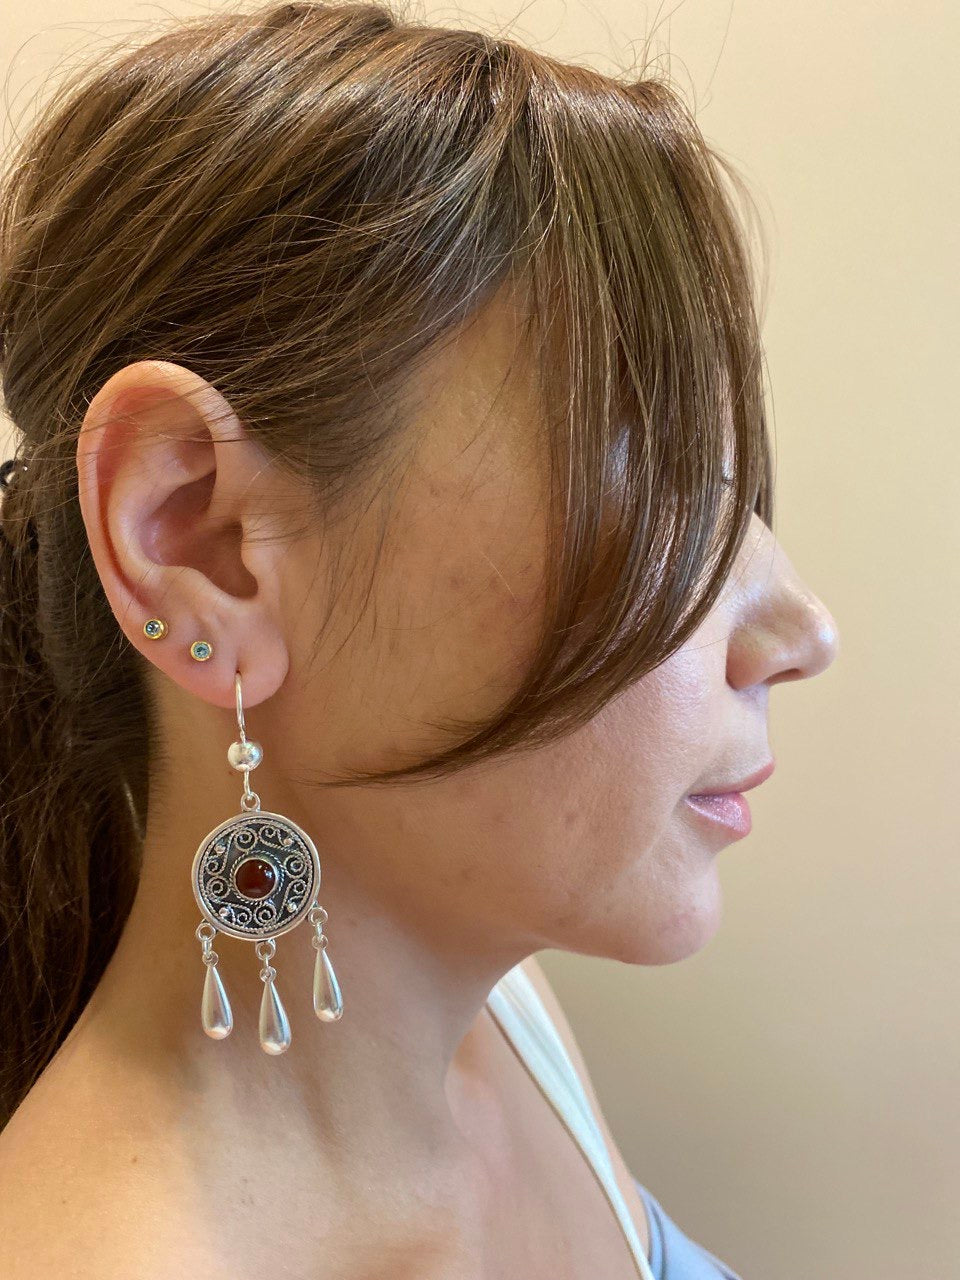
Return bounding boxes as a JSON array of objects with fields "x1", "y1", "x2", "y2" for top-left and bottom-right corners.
[{"x1": 0, "y1": 1, "x2": 770, "y2": 1124}]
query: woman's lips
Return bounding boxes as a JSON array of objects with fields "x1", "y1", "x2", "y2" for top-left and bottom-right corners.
[
  {"x1": 685, "y1": 791, "x2": 752, "y2": 837},
  {"x1": 685, "y1": 759, "x2": 774, "y2": 839}
]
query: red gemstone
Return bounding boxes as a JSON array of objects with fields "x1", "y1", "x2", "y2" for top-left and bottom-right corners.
[{"x1": 234, "y1": 857, "x2": 276, "y2": 899}]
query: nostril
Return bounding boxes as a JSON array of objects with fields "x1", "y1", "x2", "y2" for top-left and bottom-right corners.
[{"x1": 773, "y1": 666, "x2": 804, "y2": 684}]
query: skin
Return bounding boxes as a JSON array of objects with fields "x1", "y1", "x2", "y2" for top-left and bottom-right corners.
[{"x1": 0, "y1": 290, "x2": 838, "y2": 1279}]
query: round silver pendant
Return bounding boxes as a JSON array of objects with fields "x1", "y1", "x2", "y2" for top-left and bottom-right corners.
[{"x1": 192, "y1": 810, "x2": 321, "y2": 941}]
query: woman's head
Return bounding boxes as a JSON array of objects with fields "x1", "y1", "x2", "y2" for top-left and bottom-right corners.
[{"x1": 0, "y1": 0, "x2": 835, "y2": 1118}]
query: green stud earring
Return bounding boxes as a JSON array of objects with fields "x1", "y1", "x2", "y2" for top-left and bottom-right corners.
[
  {"x1": 190, "y1": 639, "x2": 213, "y2": 662},
  {"x1": 143, "y1": 618, "x2": 168, "y2": 640}
]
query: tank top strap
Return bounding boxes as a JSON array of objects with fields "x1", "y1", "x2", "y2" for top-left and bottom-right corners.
[{"x1": 485, "y1": 962, "x2": 657, "y2": 1280}]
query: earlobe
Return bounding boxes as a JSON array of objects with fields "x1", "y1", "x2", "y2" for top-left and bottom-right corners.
[{"x1": 76, "y1": 359, "x2": 291, "y2": 711}]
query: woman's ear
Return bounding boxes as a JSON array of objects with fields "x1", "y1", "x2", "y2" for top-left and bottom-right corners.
[{"x1": 76, "y1": 359, "x2": 291, "y2": 710}]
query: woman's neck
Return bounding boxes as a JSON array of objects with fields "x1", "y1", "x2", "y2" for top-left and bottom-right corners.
[{"x1": 45, "y1": 730, "x2": 533, "y2": 1258}]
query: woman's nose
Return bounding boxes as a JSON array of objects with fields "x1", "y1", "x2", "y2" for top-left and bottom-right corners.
[
  {"x1": 767, "y1": 584, "x2": 840, "y2": 685},
  {"x1": 726, "y1": 553, "x2": 840, "y2": 691}
]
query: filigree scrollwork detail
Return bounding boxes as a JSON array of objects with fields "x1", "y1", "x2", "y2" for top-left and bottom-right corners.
[{"x1": 192, "y1": 811, "x2": 321, "y2": 940}]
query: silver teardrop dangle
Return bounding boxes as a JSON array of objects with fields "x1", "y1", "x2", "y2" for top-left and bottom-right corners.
[
  {"x1": 202, "y1": 963, "x2": 233, "y2": 1039},
  {"x1": 310, "y1": 905, "x2": 344, "y2": 1021},
  {"x1": 196, "y1": 922, "x2": 233, "y2": 1039},
  {"x1": 257, "y1": 938, "x2": 291, "y2": 1054},
  {"x1": 313, "y1": 948, "x2": 343, "y2": 1022}
]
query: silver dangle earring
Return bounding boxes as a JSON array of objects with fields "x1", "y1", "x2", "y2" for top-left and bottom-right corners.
[{"x1": 192, "y1": 668, "x2": 344, "y2": 1054}]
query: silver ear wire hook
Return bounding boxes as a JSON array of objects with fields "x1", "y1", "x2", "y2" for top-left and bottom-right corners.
[
  {"x1": 235, "y1": 669, "x2": 246, "y2": 736},
  {"x1": 230, "y1": 670, "x2": 262, "y2": 812}
]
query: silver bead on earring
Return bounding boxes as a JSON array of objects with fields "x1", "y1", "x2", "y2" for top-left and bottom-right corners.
[{"x1": 191, "y1": 669, "x2": 343, "y2": 1054}]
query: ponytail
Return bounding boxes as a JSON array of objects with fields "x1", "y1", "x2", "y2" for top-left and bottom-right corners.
[{"x1": 0, "y1": 445, "x2": 147, "y2": 1129}]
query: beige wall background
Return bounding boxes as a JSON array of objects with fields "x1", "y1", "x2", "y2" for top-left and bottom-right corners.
[{"x1": 2, "y1": 3, "x2": 956, "y2": 1277}]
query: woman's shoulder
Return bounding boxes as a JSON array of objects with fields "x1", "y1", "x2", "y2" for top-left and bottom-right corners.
[{"x1": 0, "y1": 1057, "x2": 233, "y2": 1280}]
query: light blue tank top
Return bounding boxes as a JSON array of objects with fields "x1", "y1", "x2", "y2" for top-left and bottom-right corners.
[
  {"x1": 634, "y1": 1181, "x2": 744, "y2": 1280},
  {"x1": 485, "y1": 963, "x2": 744, "y2": 1280}
]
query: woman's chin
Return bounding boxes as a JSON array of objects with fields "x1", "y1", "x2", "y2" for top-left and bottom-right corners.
[{"x1": 603, "y1": 868, "x2": 724, "y2": 966}]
